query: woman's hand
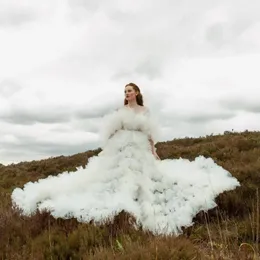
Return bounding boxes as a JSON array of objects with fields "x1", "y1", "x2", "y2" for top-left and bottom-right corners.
[
  {"x1": 152, "y1": 147, "x2": 160, "y2": 160},
  {"x1": 149, "y1": 136, "x2": 160, "y2": 160},
  {"x1": 154, "y1": 152, "x2": 160, "y2": 160}
]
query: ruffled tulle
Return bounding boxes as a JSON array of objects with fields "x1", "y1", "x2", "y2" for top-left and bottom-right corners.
[{"x1": 11, "y1": 107, "x2": 240, "y2": 235}]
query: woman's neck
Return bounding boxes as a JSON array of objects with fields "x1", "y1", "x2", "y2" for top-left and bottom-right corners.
[{"x1": 127, "y1": 100, "x2": 138, "y2": 107}]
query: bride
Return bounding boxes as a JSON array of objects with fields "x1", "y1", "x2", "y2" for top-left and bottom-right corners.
[{"x1": 11, "y1": 83, "x2": 240, "y2": 235}]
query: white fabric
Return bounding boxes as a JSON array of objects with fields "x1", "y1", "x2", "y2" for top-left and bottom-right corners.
[{"x1": 11, "y1": 106, "x2": 240, "y2": 235}]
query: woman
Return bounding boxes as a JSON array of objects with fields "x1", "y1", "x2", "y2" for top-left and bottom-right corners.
[
  {"x1": 11, "y1": 83, "x2": 240, "y2": 235},
  {"x1": 118, "y1": 82, "x2": 159, "y2": 160}
]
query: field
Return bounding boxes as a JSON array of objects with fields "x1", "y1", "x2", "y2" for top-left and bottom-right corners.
[{"x1": 1, "y1": 130, "x2": 260, "y2": 259}]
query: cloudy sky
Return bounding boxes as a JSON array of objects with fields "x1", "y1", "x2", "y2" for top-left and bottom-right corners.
[{"x1": 1, "y1": 0, "x2": 260, "y2": 165}]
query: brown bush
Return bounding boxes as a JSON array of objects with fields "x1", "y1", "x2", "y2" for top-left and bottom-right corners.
[{"x1": 1, "y1": 131, "x2": 260, "y2": 259}]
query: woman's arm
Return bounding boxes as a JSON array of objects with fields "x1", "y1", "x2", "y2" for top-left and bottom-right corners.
[{"x1": 148, "y1": 136, "x2": 160, "y2": 160}]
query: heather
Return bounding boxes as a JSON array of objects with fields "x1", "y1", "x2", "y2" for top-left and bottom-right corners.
[{"x1": 1, "y1": 131, "x2": 259, "y2": 259}]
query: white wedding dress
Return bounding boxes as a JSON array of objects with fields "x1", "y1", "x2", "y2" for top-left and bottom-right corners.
[{"x1": 11, "y1": 106, "x2": 240, "y2": 235}]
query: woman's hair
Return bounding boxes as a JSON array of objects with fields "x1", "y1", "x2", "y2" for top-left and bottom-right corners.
[{"x1": 124, "y1": 82, "x2": 144, "y2": 106}]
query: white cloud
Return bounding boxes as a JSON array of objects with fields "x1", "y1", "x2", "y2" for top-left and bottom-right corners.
[{"x1": 0, "y1": 0, "x2": 260, "y2": 164}]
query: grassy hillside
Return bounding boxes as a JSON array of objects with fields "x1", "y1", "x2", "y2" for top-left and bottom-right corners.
[{"x1": 1, "y1": 131, "x2": 260, "y2": 259}]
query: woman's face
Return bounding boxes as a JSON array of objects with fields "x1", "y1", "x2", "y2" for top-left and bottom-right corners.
[{"x1": 125, "y1": 85, "x2": 137, "y2": 102}]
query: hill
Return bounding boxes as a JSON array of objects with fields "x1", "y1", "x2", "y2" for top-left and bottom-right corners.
[{"x1": 1, "y1": 131, "x2": 259, "y2": 259}]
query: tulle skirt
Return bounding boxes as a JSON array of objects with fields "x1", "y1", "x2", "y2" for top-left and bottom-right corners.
[{"x1": 11, "y1": 130, "x2": 240, "y2": 235}]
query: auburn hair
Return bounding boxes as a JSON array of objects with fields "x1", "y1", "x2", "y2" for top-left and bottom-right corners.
[{"x1": 124, "y1": 82, "x2": 144, "y2": 106}]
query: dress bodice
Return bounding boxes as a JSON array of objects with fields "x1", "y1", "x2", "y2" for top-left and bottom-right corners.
[
  {"x1": 120, "y1": 107, "x2": 150, "y2": 131},
  {"x1": 100, "y1": 106, "x2": 159, "y2": 146}
]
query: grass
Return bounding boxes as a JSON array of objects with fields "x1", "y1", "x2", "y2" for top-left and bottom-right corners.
[{"x1": 1, "y1": 130, "x2": 260, "y2": 259}]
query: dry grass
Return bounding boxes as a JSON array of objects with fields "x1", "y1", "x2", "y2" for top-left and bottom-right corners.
[{"x1": 1, "y1": 130, "x2": 260, "y2": 259}]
